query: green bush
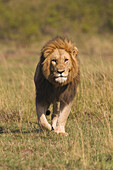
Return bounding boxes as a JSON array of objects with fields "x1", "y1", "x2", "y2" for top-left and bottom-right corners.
[{"x1": 0, "y1": 0, "x2": 113, "y2": 42}]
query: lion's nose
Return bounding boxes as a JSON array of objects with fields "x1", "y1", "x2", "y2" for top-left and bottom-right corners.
[{"x1": 57, "y1": 70, "x2": 65, "y2": 74}]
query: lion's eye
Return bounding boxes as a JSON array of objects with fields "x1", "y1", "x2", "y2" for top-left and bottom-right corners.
[
  {"x1": 51, "y1": 59, "x2": 57, "y2": 64},
  {"x1": 64, "y1": 59, "x2": 68, "y2": 63}
]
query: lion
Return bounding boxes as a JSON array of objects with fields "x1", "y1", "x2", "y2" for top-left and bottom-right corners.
[{"x1": 34, "y1": 36, "x2": 80, "y2": 136}]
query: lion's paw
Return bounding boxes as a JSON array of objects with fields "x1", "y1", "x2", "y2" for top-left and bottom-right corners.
[
  {"x1": 53, "y1": 129, "x2": 68, "y2": 136},
  {"x1": 58, "y1": 132, "x2": 68, "y2": 136}
]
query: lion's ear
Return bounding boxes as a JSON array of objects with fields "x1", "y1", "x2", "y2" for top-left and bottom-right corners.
[{"x1": 72, "y1": 47, "x2": 78, "y2": 56}]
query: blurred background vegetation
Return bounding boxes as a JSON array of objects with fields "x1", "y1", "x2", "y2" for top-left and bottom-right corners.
[{"x1": 0, "y1": 0, "x2": 113, "y2": 43}]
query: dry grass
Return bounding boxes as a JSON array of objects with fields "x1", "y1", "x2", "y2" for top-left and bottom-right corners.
[{"x1": 0, "y1": 48, "x2": 113, "y2": 169}]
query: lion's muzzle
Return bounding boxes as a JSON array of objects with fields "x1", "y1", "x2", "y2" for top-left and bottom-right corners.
[
  {"x1": 55, "y1": 76, "x2": 67, "y2": 83},
  {"x1": 54, "y1": 70, "x2": 68, "y2": 83}
]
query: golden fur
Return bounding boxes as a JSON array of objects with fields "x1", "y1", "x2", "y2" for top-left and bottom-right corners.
[
  {"x1": 34, "y1": 36, "x2": 80, "y2": 134},
  {"x1": 41, "y1": 36, "x2": 78, "y2": 58}
]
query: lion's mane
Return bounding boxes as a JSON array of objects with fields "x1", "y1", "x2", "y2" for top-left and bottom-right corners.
[{"x1": 34, "y1": 36, "x2": 80, "y2": 106}]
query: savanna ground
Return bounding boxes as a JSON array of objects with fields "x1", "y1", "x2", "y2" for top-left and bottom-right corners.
[{"x1": 0, "y1": 44, "x2": 113, "y2": 170}]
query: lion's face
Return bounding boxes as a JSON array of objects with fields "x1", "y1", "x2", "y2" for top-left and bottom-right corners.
[
  {"x1": 42, "y1": 48, "x2": 78, "y2": 86},
  {"x1": 49, "y1": 49, "x2": 71, "y2": 84}
]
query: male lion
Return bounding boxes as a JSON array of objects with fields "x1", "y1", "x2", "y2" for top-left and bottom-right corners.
[{"x1": 34, "y1": 36, "x2": 80, "y2": 136}]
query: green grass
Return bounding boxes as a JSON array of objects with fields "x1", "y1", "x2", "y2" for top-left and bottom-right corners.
[{"x1": 0, "y1": 49, "x2": 113, "y2": 169}]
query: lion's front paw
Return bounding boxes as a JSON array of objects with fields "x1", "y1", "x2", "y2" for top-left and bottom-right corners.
[
  {"x1": 58, "y1": 132, "x2": 68, "y2": 136},
  {"x1": 53, "y1": 126, "x2": 68, "y2": 136},
  {"x1": 54, "y1": 130, "x2": 68, "y2": 136},
  {"x1": 39, "y1": 122, "x2": 52, "y2": 131}
]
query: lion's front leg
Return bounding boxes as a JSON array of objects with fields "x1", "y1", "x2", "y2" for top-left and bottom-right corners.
[
  {"x1": 54, "y1": 102, "x2": 73, "y2": 136},
  {"x1": 36, "y1": 103, "x2": 52, "y2": 131}
]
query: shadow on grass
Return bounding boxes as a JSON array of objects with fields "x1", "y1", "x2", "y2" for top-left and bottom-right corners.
[
  {"x1": 0, "y1": 127, "x2": 40, "y2": 134},
  {"x1": 0, "y1": 122, "x2": 40, "y2": 134}
]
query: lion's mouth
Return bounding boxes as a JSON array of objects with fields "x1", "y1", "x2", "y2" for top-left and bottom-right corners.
[{"x1": 55, "y1": 76, "x2": 67, "y2": 83}]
